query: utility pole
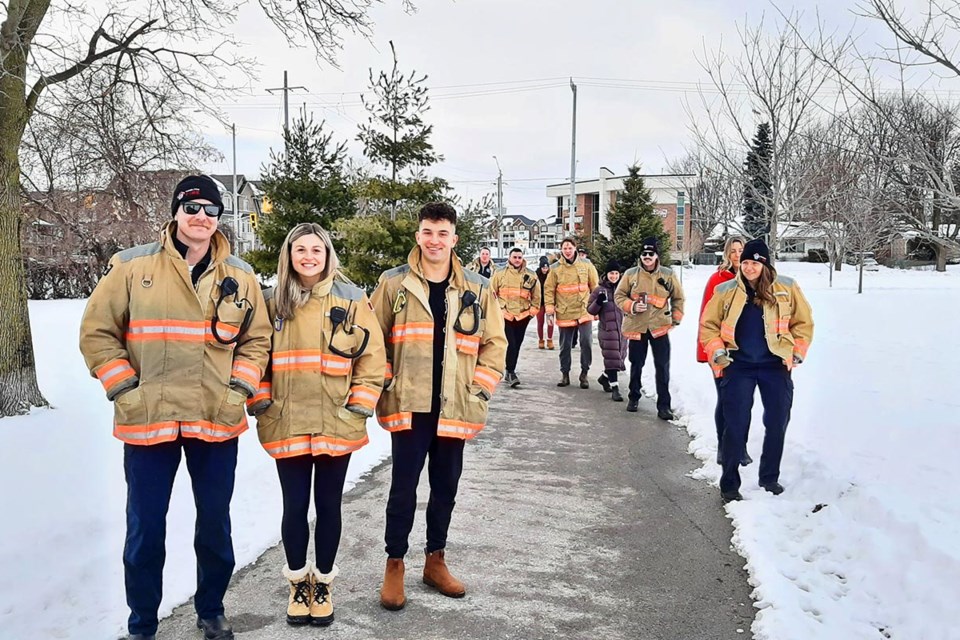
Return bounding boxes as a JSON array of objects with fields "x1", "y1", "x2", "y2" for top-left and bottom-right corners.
[
  {"x1": 266, "y1": 70, "x2": 307, "y2": 144},
  {"x1": 232, "y1": 123, "x2": 239, "y2": 254},
  {"x1": 493, "y1": 155, "x2": 503, "y2": 258},
  {"x1": 569, "y1": 78, "x2": 578, "y2": 236}
]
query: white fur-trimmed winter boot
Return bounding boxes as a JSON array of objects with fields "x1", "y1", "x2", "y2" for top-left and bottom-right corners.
[
  {"x1": 309, "y1": 564, "x2": 338, "y2": 626},
  {"x1": 282, "y1": 562, "x2": 313, "y2": 625}
]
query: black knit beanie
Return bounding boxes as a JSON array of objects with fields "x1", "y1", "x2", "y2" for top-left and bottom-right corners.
[
  {"x1": 742, "y1": 238, "x2": 771, "y2": 265},
  {"x1": 171, "y1": 175, "x2": 224, "y2": 217}
]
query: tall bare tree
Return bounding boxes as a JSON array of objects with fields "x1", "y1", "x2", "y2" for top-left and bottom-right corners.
[
  {"x1": 0, "y1": 0, "x2": 413, "y2": 416},
  {"x1": 686, "y1": 14, "x2": 838, "y2": 256},
  {"x1": 667, "y1": 150, "x2": 744, "y2": 253}
]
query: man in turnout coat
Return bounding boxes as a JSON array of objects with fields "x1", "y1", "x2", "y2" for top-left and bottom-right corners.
[
  {"x1": 79, "y1": 175, "x2": 272, "y2": 640},
  {"x1": 490, "y1": 247, "x2": 541, "y2": 387},
  {"x1": 371, "y1": 203, "x2": 507, "y2": 611},
  {"x1": 614, "y1": 237, "x2": 685, "y2": 420}
]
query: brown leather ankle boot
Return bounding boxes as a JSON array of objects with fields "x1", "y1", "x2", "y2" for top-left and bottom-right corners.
[
  {"x1": 380, "y1": 558, "x2": 406, "y2": 611},
  {"x1": 422, "y1": 549, "x2": 466, "y2": 598}
]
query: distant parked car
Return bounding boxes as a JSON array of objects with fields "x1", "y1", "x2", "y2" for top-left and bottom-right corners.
[
  {"x1": 861, "y1": 258, "x2": 881, "y2": 272},
  {"x1": 491, "y1": 257, "x2": 508, "y2": 268}
]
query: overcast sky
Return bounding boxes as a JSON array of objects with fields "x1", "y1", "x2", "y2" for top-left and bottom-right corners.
[{"x1": 196, "y1": 0, "x2": 903, "y2": 220}]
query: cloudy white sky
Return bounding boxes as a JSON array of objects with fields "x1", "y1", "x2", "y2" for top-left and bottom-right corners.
[{"x1": 194, "y1": 0, "x2": 906, "y2": 220}]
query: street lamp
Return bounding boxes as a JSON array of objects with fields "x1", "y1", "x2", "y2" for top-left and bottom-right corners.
[{"x1": 493, "y1": 155, "x2": 503, "y2": 258}]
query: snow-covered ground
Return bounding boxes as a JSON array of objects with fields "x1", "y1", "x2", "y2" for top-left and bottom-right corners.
[
  {"x1": 3, "y1": 262, "x2": 958, "y2": 639},
  {"x1": 663, "y1": 262, "x2": 960, "y2": 640},
  {"x1": 0, "y1": 300, "x2": 391, "y2": 639}
]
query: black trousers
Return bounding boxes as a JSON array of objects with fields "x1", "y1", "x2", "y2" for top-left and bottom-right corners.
[
  {"x1": 384, "y1": 411, "x2": 465, "y2": 558},
  {"x1": 714, "y1": 376, "x2": 749, "y2": 463},
  {"x1": 123, "y1": 437, "x2": 237, "y2": 636},
  {"x1": 275, "y1": 453, "x2": 352, "y2": 573},
  {"x1": 627, "y1": 332, "x2": 672, "y2": 412},
  {"x1": 504, "y1": 317, "x2": 532, "y2": 373}
]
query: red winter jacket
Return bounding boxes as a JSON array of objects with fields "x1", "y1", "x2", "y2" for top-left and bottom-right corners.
[{"x1": 696, "y1": 268, "x2": 736, "y2": 362}]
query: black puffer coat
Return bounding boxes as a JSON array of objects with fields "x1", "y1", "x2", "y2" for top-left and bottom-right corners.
[{"x1": 587, "y1": 277, "x2": 627, "y2": 372}]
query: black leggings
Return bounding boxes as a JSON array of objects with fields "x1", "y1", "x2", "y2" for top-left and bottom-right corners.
[{"x1": 276, "y1": 453, "x2": 352, "y2": 573}]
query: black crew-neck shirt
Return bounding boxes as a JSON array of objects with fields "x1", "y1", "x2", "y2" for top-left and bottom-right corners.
[
  {"x1": 172, "y1": 234, "x2": 212, "y2": 286},
  {"x1": 426, "y1": 278, "x2": 449, "y2": 414}
]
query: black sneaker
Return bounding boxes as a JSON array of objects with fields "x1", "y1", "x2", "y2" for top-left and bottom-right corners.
[
  {"x1": 510, "y1": 373, "x2": 521, "y2": 388},
  {"x1": 721, "y1": 490, "x2": 743, "y2": 503},
  {"x1": 626, "y1": 399, "x2": 638, "y2": 412},
  {"x1": 657, "y1": 409, "x2": 676, "y2": 421},
  {"x1": 740, "y1": 452, "x2": 754, "y2": 466},
  {"x1": 611, "y1": 387, "x2": 623, "y2": 402},
  {"x1": 761, "y1": 482, "x2": 784, "y2": 495},
  {"x1": 597, "y1": 375, "x2": 612, "y2": 392}
]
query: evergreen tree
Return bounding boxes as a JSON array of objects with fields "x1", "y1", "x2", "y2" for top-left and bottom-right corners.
[
  {"x1": 743, "y1": 122, "x2": 773, "y2": 241},
  {"x1": 596, "y1": 164, "x2": 671, "y2": 269},
  {"x1": 245, "y1": 112, "x2": 355, "y2": 276},
  {"x1": 338, "y1": 42, "x2": 451, "y2": 286},
  {"x1": 355, "y1": 41, "x2": 446, "y2": 218}
]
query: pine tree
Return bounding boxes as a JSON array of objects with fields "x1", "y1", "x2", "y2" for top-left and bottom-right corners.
[
  {"x1": 743, "y1": 122, "x2": 773, "y2": 242},
  {"x1": 596, "y1": 164, "x2": 671, "y2": 269},
  {"x1": 338, "y1": 42, "x2": 451, "y2": 287},
  {"x1": 355, "y1": 41, "x2": 446, "y2": 219},
  {"x1": 245, "y1": 111, "x2": 355, "y2": 276}
]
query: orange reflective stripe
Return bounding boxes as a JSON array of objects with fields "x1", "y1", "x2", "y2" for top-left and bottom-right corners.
[
  {"x1": 263, "y1": 433, "x2": 369, "y2": 459},
  {"x1": 389, "y1": 322, "x2": 434, "y2": 344},
  {"x1": 384, "y1": 362, "x2": 393, "y2": 380},
  {"x1": 503, "y1": 309, "x2": 533, "y2": 321},
  {"x1": 621, "y1": 300, "x2": 634, "y2": 313},
  {"x1": 623, "y1": 332, "x2": 645, "y2": 340},
  {"x1": 378, "y1": 412, "x2": 412, "y2": 432},
  {"x1": 650, "y1": 325, "x2": 671, "y2": 338},
  {"x1": 704, "y1": 338, "x2": 726, "y2": 355},
  {"x1": 437, "y1": 418, "x2": 484, "y2": 440},
  {"x1": 556, "y1": 283, "x2": 588, "y2": 294},
  {"x1": 180, "y1": 419, "x2": 248, "y2": 442},
  {"x1": 647, "y1": 294, "x2": 667, "y2": 308},
  {"x1": 720, "y1": 323, "x2": 735, "y2": 341},
  {"x1": 775, "y1": 317, "x2": 791, "y2": 333},
  {"x1": 472, "y1": 366, "x2": 500, "y2": 394},
  {"x1": 272, "y1": 350, "x2": 351, "y2": 375},
  {"x1": 672, "y1": 310, "x2": 684, "y2": 322},
  {"x1": 231, "y1": 360, "x2": 261, "y2": 388},
  {"x1": 348, "y1": 385, "x2": 380, "y2": 410},
  {"x1": 455, "y1": 333, "x2": 481, "y2": 355},
  {"x1": 97, "y1": 359, "x2": 136, "y2": 390},
  {"x1": 246, "y1": 382, "x2": 271, "y2": 407},
  {"x1": 126, "y1": 319, "x2": 238, "y2": 342},
  {"x1": 556, "y1": 318, "x2": 579, "y2": 327},
  {"x1": 793, "y1": 339, "x2": 810, "y2": 358},
  {"x1": 114, "y1": 421, "x2": 180, "y2": 445},
  {"x1": 498, "y1": 287, "x2": 531, "y2": 300}
]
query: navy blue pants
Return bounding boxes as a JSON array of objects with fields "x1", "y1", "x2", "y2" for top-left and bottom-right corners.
[
  {"x1": 123, "y1": 436, "x2": 238, "y2": 636},
  {"x1": 276, "y1": 453, "x2": 351, "y2": 573},
  {"x1": 719, "y1": 365, "x2": 794, "y2": 493},
  {"x1": 384, "y1": 412, "x2": 465, "y2": 558},
  {"x1": 627, "y1": 332, "x2": 672, "y2": 412},
  {"x1": 714, "y1": 376, "x2": 749, "y2": 463}
]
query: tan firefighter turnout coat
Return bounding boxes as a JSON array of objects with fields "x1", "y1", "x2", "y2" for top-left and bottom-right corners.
[
  {"x1": 79, "y1": 223, "x2": 272, "y2": 446},
  {"x1": 490, "y1": 259, "x2": 541, "y2": 321},
  {"x1": 614, "y1": 262, "x2": 686, "y2": 339},
  {"x1": 543, "y1": 257, "x2": 600, "y2": 327},
  {"x1": 249, "y1": 273, "x2": 386, "y2": 459},
  {"x1": 699, "y1": 273, "x2": 814, "y2": 378},
  {"x1": 370, "y1": 247, "x2": 507, "y2": 440}
]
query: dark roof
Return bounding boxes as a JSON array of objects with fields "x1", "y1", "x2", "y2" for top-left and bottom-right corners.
[
  {"x1": 503, "y1": 214, "x2": 538, "y2": 226},
  {"x1": 209, "y1": 174, "x2": 249, "y2": 192}
]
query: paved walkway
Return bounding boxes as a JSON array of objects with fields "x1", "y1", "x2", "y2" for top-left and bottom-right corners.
[{"x1": 160, "y1": 327, "x2": 754, "y2": 639}]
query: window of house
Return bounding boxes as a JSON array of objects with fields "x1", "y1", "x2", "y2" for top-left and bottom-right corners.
[{"x1": 781, "y1": 239, "x2": 805, "y2": 253}]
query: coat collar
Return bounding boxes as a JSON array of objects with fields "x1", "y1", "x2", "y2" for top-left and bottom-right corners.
[
  {"x1": 406, "y1": 245, "x2": 468, "y2": 289},
  {"x1": 161, "y1": 221, "x2": 230, "y2": 266}
]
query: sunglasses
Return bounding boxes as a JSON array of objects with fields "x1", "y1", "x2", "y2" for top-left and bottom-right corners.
[
  {"x1": 640, "y1": 251, "x2": 657, "y2": 257},
  {"x1": 182, "y1": 202, "x2": 222, "y2": 218}
]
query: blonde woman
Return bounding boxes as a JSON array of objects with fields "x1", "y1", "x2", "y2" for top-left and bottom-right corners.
[
  {"x1": 247, "y1": 223, "x2": 385, "y2": 626},
  {"x1": 696, "y1": 237, "x2": 750, "y2": 466}
]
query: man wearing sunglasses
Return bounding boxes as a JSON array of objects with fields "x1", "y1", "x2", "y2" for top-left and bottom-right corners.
[
  {"x1": 614, "y1": 237, "x2": 685, "y2": 420},
  {"x1": 80, "y1": 175, "x2": 272, "y2": 640}
]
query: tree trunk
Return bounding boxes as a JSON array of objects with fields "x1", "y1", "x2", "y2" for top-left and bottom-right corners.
[
  {"x1": 935, "y1": 243, "x2": 947, "y2": 272},
  {"x1": 857, "y1": 261, "x2": 864, "y2": 294},
  {"x1": 0, "y1": 157, "x2": 47, "y2": 416}
]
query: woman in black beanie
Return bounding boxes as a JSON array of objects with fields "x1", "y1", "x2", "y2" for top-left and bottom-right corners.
[
  {"x1": 535, "y1": 255, "x2": 554, "y2": 350},
  {"x1": 700, "y1": 239, "x2": 815, "y2": 503},
  {"x1": 587, "y1": 260, "x2": 627, "y2": 401}
]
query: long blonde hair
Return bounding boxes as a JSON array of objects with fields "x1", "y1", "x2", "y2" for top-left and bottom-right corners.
[
  {"x1": 275, "y1": 222, "x2": 340, "y2": 320},
  {"x1": 719, "y1": 236, "x2": 744, "y2": 273}
]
